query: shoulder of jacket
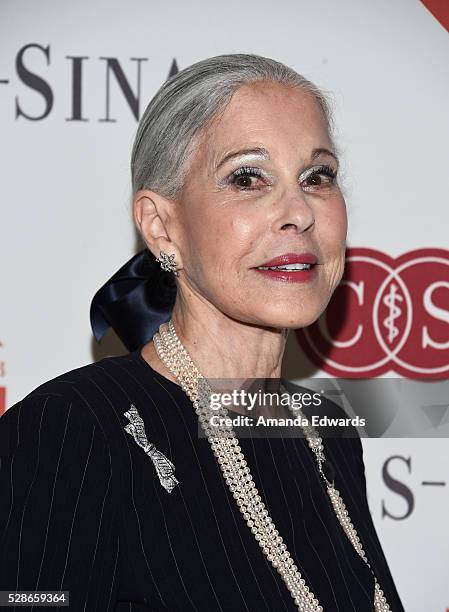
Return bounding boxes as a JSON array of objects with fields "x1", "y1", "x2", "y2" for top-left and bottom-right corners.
[
  {"x1": 26, "y1": 352, "x2": 130, "y2": 395},
  {"x1": 2, "y1": 353, "x2": 132, "y2": 436}
]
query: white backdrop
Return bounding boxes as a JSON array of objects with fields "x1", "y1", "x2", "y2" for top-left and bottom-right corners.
[{"x1": 1, "y1": 1, "x2": 448, "y2": 609}]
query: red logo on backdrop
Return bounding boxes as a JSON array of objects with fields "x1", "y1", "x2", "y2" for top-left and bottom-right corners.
[
  {"x1": 420, "y1": 0, "x2": 449, "y2": 33},
  {"x1": 295, "y1": 248, "x2": 449, "y2": 379}
]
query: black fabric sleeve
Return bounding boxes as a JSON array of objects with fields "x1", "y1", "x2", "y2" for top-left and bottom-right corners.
[{"x1": 0, "y1": 392, "x2": 120, "y2": 611}]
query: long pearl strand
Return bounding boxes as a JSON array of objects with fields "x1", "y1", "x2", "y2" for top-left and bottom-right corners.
[{"x1": 153, "y1": 320, "x2": 390, "y2": 611}]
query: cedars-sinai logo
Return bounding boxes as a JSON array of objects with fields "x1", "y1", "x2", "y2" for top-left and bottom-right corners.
[{"x1": 295, "y1": 248, "x2": 449, "y2": 379}]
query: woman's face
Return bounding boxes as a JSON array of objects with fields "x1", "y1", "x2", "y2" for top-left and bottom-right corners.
[{"x1": 173, "y1": 81, "x2": 347, "y2": 329}]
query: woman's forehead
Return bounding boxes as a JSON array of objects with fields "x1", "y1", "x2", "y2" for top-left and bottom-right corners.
[
  {"x1": 204, "y1": 130, "x2": 333, "y2": 176},
  {"x1": 208, "y1": 89, "x2": 328, "y2": 152},
  {"x1": 186, "y1": 84, "x2": 331, "y2": 178},
  {"x1": 221, "y1": 82, "x2": 323, "y2": 126}
]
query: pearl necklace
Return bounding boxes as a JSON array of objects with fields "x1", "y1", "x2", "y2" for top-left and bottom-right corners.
[{"x1": 153, "y1": 320, "x2": 390, "y2": 611}]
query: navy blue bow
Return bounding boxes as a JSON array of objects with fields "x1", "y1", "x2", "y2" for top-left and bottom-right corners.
[{"x1": 90, "y1": 249, "x2": 177, "y2": 351}]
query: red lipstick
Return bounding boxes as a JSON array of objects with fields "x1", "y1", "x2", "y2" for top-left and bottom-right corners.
[
  {"x1": 259, "y1": 252, "x2": 318, "y2": 267},
  {"x1": 253, "y1": 252, "x2": 318, "y2": 283}
]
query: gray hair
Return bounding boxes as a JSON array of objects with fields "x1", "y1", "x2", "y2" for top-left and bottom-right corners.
[{"x1": 131, "y1": 53, "x2": 337, "y2": 200}]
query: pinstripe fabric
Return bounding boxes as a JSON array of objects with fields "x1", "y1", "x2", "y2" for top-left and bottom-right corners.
[{"x1": 0, "y1": 350, "x2": 405, "y2": 611}]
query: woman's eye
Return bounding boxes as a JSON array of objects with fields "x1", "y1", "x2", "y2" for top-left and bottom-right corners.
[
  {"x1": 229, "y1": 167, "x2": 265, "y2": 191},
  {"x1": 301, "y1": 165, "x2": 337, "y2": 191},
  {"x1": 227, "y1": 164, "x2": 337, "y2": 192}
]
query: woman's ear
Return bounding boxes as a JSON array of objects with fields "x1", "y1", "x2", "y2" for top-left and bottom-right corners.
[{"x1": 133, "y1": 190, "x2": 183, "y2": 269}]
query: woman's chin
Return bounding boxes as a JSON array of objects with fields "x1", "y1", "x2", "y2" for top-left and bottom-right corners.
[{"x1": 240, "y1": 308, "x2": 324, "y2": 331}]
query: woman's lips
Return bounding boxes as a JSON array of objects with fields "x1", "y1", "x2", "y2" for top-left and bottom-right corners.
[
  {"x1": 252, "y1": 264, "x2": 318, "y2": 283},
  {"x1": 258, "y1": 252, "x2": 318, "y2": 267}
]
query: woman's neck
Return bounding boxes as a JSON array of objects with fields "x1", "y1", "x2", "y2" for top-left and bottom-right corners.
[{"x1": 170, "y1": 302, "x2": 288, "y2": 381}]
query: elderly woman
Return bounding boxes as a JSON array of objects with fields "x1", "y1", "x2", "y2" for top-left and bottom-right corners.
[{"x1": 0, "y1": 54, "x2": 404, "y2": 611}]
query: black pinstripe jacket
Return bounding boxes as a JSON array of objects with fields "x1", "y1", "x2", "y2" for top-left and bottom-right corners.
[{"x1": 0, "y1": 349, "x2": 405, "y2": 611}]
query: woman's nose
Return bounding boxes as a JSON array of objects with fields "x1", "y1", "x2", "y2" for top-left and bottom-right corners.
[{"x1": 278, "y1": 190, "x2": 315, "y2": 235}]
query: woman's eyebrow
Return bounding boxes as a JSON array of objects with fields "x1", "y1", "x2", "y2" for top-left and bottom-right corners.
[
  {"x1": 311, "y1": 147, "x2": 339, "y2": 166},
  {"x1": 216, "y1": 147, "x2": 269, "y2": 170},
  {"x1": 216, "y1": 146, "x2": 339, "y2": 170}
]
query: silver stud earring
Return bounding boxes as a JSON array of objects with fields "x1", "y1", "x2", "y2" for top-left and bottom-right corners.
[{"x1": 155, "y1": 250, "x2": 179, "y2": 276}]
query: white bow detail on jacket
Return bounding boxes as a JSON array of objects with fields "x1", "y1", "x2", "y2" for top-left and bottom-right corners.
[{"x1": 123, "y1": 403, "x2": 180, "y2": 493}]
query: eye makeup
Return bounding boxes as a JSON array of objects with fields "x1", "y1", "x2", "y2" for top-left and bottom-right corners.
[
  {"x1": 220, "y1": 163, "x2": 338, "y2": 192},
  {"x1": 299, "y1": 164, "x2": 337, "y2": 187}
]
